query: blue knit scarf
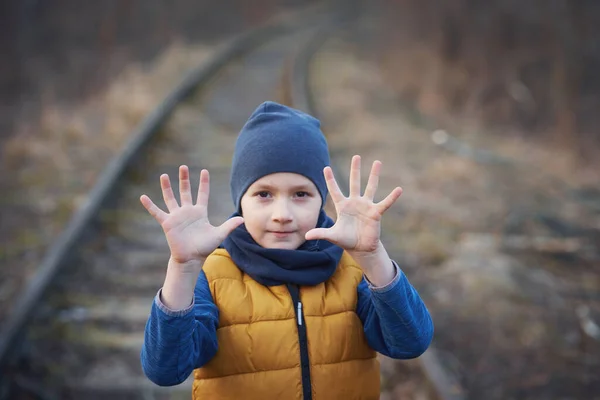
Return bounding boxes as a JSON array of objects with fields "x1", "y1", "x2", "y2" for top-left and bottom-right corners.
[{"x1": 221, "y1": 210, "x2": 343, "y2": 287}]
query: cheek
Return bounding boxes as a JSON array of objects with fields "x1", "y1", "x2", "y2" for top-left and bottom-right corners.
[
  {"x1": 243, "y1": 212, "x2": 265, "y2": 234},
  {"x1": 240, "y1": 201, "x2": 260, "y2": 231},
  {"x1": 297, "y1": 202, "x2": 321, "y2": 232}
]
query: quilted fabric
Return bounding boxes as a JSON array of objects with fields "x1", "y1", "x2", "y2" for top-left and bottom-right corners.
[{"x1": 192, "y1": 249, "x2": 380, "y2": 400}]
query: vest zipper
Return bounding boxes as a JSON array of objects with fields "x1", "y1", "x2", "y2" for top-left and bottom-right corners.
[{"x1": 287, "y1": 284, "x2": 312, "y2": 400}]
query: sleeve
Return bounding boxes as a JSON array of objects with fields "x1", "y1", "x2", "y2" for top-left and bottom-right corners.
[
  {"x1": 140, "y1": 270, "x2": 219, "y2": 386},
  {"x1": 355, "y1": 261, "x2": 434, "y2": 359}
]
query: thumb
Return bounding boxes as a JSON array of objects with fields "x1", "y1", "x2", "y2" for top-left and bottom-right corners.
[
  {"x1": 219, "y1": 216, "x2": 244, "y2": 238},
  {"x1": 305, "y1": 227, "x2": 334, "y2": 241}
]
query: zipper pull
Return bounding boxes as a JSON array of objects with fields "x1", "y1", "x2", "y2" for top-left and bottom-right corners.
[{"x1": 297, "y1": 301, "x2": 303, "y2": 326}]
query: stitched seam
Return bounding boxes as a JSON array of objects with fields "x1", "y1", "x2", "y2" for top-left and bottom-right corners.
[
  {"x1": 218, "y1": 310, "x2": 356, "y2": 328},
  {"x1": 197, "y1": 356, "x2": 376, "y2": 381},
  {"x1": 219, "y1": 317, "x2": 295, "y2": 329},
  {"x1": 312, "y1": 355, "x2": 377, "y2": 367},
  {"x1": 305, "y1": 309, "x2": 354, "y2": 318},
  {"x1": 208, "y1": 265, "x2": 364, "y2": 283},
  {"x1": 198, "y1": 365, "x2": 298, "y2": 380}
]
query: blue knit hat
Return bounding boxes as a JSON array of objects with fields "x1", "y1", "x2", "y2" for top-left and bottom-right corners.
[{"x1": 230, "y1": 101, "x2": 330, "y2": 212}]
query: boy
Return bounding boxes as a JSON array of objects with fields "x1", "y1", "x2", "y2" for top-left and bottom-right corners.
[{"x1": 140, "y1": 101, "x2": 433, "y2": 399}]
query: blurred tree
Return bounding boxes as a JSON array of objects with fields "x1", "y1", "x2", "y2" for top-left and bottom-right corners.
[{"x1": 375, "y1": 0, "x2": 600, "y2": 162}]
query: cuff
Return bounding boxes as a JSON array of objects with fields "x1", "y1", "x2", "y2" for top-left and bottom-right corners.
[
  {"x1": 366, "y1": 260, "x2": 402, "y2": 293},
  {"x1": 154, "y1": 288, "x2": 195, "y2": 317}
]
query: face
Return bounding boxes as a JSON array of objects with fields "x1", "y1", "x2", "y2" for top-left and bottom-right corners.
[{"x1": 240, "y1": 173, "x2": 322, "y2": 250}]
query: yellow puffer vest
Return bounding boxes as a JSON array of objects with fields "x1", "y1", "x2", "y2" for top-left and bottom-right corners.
[{"x1": 192, "y1": 248, "x2": 380, "y2": 400}]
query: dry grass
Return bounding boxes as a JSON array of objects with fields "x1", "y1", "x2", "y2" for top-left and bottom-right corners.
[
  {"x1": 311, "y1": 21, "x2": 600, "y2": 398},
  {"x1": 0, "y1": 41, "x2": 214, "y2": 323},
  {"x1": 3, "y1": 42, "x2": 213, "y2": 215}
]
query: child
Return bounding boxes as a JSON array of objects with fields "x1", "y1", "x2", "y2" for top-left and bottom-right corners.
[{"x1": 140, "y1": 101, "x2": 433, "y2": 399}]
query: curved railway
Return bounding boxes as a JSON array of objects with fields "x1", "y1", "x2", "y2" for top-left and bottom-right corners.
[{"x1": 0, "y1": 3, "x2": 461, "y2": 400}]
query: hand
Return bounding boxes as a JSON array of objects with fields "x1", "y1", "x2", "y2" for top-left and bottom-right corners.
[
  {"x1": 140, "y1": 165, "x2": 244, "y2": 264},
  {"x1": 305, "y1": 155, "x2": 403, "y2": 253}
]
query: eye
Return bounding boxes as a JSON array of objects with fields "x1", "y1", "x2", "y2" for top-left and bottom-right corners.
[
  {"x1": 295, "y1": 191, "x2": 310, "y2": 198},
  {"x1": 256, "y1": 191, "x2": 271, "y2": 198}
]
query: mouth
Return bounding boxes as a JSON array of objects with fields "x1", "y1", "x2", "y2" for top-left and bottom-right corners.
[{"x1": 268, "y1": 230, "x2": 296, "y2": 238}]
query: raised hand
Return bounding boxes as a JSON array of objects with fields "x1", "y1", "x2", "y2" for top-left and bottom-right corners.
[
  {"x1": 140, "y1": 165, "x2": 244, "y2": 264},
  {"x1": 305, "y1": 155, "x2": 403, "y2": 254}
]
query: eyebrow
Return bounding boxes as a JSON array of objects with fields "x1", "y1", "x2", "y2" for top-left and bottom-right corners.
[{"x1": 252, "y1": 183, "x2": 316, "y2": 192}]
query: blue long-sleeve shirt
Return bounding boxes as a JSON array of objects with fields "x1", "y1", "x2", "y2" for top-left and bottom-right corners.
[{"x1": 141, "y1": 262, "x2": 433, "y2": 386}]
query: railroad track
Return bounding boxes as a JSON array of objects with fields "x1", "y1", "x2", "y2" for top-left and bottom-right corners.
[{"x1": 0, "y1": 3, "x2": 462, "y2": 400}]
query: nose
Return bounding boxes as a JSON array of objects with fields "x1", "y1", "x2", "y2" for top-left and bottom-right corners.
[{"x1": 272, "y1": 198, "x2": 293, "y2": 223}]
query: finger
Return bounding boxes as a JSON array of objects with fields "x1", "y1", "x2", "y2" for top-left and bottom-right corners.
[
  {"x1": 363, "y1": 160, "x2": 382, "y2": 201},
  {"x1": 323, "y1": 166, "x2": 345, "y2": 203},
  {"x1": 196, "y1": 169, "x2": 210, "y2": 206},
  {"x1": 349, "y1": 155, "x2": 361, "y2": 197},
  {"x1": 305, "y1": 227, "x2": 335, "y2": 242},
  {"x1": 140, "y1": 195, "x2": 168, "y2": 224},
  {"x1": 219, "y1": 216, "x2": 244, "y2": 238},
  {"x1": 179, "y1": 165, "x2": 193, "y2": 206},
  {"x1": 161, "y1": 174, "x2": 180, "y2": 212},
  {"x1": 376, "y1": 187, "x2": 403, "y2": 214}
]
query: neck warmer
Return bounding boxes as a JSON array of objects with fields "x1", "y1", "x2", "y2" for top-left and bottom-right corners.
[{"x1": 221, "y1": 210, "x2": 343, "y2": 286}]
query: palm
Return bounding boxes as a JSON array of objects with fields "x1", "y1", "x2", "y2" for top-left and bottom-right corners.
[
  {"x1": 140, "y1": 166, "x2": 243, "y2": 263},
  {"x1": 305, "y1": 156, "x2": 402, "y2": 253},
  {"x1": 328, "y1": 199, "x2": 382, "y2": 252},
  {"x1": 160, "y1": 205, "x2": 219, "y2": 262}
]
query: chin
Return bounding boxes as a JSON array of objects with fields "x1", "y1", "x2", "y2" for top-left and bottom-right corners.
[
  {"x1": 262, "y1": 240, "x2": 302, "y2": 250},
  {"x1": 271, "y1": 243, "x2": 299, "y2": 250}
]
